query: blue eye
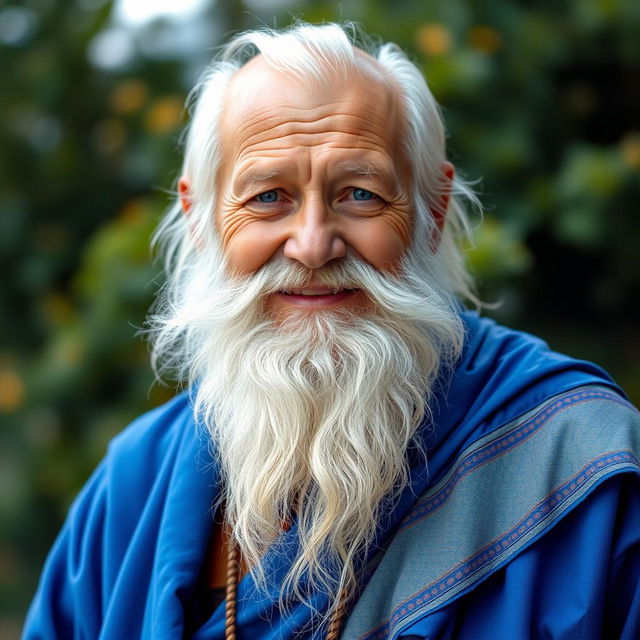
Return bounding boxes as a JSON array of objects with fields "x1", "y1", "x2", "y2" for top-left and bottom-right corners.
[
  {"x1": 256, "y1": 190, "x2": 278, "y2": 203},
  {"x1": 352, "y1": 188, "x2": 375, "y2": 201}
]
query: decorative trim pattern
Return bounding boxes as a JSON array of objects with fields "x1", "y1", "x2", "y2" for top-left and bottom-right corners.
[
  {"x1": 360, "y1": 451, "x2": 637, "y2": 640},
  {"x1": 351, "y1": 387, "x2": 639, "y2": 640},
  {"x1": 401, "y1": 389, "x2": 630, "y2": 532}
]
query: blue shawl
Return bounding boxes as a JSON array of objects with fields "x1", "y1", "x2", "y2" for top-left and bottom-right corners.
[{"x1": 23, "y1": 312, "x2": 640, "y2": 639}]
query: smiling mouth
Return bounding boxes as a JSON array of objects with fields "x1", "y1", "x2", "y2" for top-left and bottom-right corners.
[
  {"x1": 274, "y1": 287, "x2": 363, "y2": 308},
  {"x1": 279, "y1": 287, "x2": 359, "y2": 296}
]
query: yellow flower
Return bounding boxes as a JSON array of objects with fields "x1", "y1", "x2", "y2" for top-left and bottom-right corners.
[
  {"x1": 145, "y1": 97, "x2": 184, "y2": 134},
  {"x1": 0, "y1": 368, "x2": 25, "y2": 412},
  {"x1": 415, "y1": 24, "x2": 453, "y2": 57},
  {"x1": 620, "y1": 131, "x2": 640, "y2": 170},
  {"x1": 111, "y1": 80, "x2": 149, "y2": 115}
]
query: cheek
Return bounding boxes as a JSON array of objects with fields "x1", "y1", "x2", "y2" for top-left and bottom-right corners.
[
  {"x1": 222, "y1": 221, "x2": 284, "y2": 274},
  {"x1": 348, "y1": 217, "x2": 410, "y2": 271}
]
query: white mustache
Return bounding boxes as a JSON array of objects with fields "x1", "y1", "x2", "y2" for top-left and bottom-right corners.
[{"x1": 254, "y1": 257, "x2": 372, "y2": 295}]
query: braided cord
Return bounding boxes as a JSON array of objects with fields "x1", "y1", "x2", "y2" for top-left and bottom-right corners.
[
  {"x1": 326, "y1": 588, "x2": 348, "y2": 640},
  {"x1": 224, "y1": 541, "x2": 348, "y2": 639},
  {"x1": 224, "y1": 537, "x2": 239, "y2": 640}
]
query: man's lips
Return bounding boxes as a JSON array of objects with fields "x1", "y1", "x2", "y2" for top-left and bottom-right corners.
[
  {"x1": 279, "y1": 287, "x2": 358, "y2": 296},
  {"x1": 273, "y1": 286, "x2": 362, "y2": 307}
]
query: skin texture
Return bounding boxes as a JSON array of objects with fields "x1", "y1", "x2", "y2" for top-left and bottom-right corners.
[{"x1": 179, "y1": 52, "x2": 454, "y2": 316}]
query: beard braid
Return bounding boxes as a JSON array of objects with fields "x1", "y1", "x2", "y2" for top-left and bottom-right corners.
[{"x1": 149, "y1": 245, "x2": 464, "y2": 618}]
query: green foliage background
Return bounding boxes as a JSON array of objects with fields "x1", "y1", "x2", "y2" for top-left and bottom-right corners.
[{"x1": 1, "y1": 0, "x2": 639, "y2": 634}]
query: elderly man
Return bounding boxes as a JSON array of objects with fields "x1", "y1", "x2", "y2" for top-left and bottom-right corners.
[{"x1": 24, "y1": 23, "x2": 640, "y2": 640}]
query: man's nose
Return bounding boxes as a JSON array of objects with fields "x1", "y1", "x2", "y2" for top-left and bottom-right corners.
[{"x1": 282, "y1": 199, "x2": 347, "y2": 269}]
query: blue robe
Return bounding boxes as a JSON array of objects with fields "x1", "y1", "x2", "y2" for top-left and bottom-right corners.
[{"x1": 23, "y1": 312, "x2": 640, "y2": 639}]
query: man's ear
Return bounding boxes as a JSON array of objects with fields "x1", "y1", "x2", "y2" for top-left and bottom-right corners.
[
  {"x1": 432, "y1": 161, "x2": 454, "y2": 233},
  {"x1": 178, "y1": 176, "x2": 205, "y2": 250},
  {"x1": 178, "y1": 176, "x2": 192, "y2": 215}
]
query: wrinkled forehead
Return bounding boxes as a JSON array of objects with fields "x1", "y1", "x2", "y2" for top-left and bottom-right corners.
[{"x1": 219, "y1": 48, "x2": 406, "y2": 166}]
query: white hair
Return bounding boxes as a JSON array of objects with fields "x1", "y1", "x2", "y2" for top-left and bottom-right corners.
[{"x1": 148, "y1": 21, "x2": 479, "y2": 625}]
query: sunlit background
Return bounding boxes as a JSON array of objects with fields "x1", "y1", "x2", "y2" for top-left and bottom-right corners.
[{"x1": 1, "y1": 0, "x2": 639, "y2": 635}]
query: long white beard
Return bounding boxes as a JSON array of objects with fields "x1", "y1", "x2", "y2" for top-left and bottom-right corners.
[{"x1": 150, "y1": 247, "x2": 464, "y2": 610}]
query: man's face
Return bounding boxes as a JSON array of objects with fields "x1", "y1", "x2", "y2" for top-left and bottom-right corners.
[{"x1": 212, "y1": 54, "x2": 414, "y2": 317}]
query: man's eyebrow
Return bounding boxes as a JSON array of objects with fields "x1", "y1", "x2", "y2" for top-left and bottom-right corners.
[
  {"x1": 233, "y1": 167, "x2": 289, "y2": 192},
  {"x1": 336, "y1": 161, "x2": 384, "y2": 175},
  {"x1": 336, "y1": 161, "x2": 397, "y2": 188}
]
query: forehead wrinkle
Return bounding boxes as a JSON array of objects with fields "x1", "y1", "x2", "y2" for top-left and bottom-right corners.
[
  {"x1": 236, "y1": 138, "x2": 390, "y2": 162},
  {"x1": 239, "y1": 102, "x2": 391, "y2": 127},
  {"x1": 238, "y1": 101, "x2": 349, "y2": 125},
  {"x1": 235, "y1": 110, "x2": 392, "y2": 154},
  {"x1": 233, "y1": 126, "x2": 393, "y2": 174},
  {"x1": 233, "y1": 144, "x2": 398, "y2": 177}
]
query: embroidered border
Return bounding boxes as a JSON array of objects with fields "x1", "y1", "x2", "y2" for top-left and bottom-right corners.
[
  {"x1": 354, "y1": 386, "x2": 639, "y2": 640},
  {"x1": 400, "y1": 388, "x2": 630, "y2": 531},
  {"x1": 359, "y1": 449, "x2": 638, "y2": 640}
]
